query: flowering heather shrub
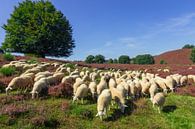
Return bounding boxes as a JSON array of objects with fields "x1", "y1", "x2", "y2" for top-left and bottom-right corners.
[
  {"x1": 48, "y1": 80, "x2": 73, "y2": 98},
  {"x1": 61, "y1": 101, "x2": 69, "y2": 111},
  {"x1": 0, "y1": 104, "x2": 31, "y2": 117},
  {"x1": 0, "y1": 95, "x2": 27, "y2": 105},
  {"x1": 31, "y1": 116, "x2": 46, "y2": 126}
]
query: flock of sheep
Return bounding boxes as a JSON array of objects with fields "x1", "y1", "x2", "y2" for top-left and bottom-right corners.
[{"x1": 2, "y1": 60, "x2": 195, "y2": 120}]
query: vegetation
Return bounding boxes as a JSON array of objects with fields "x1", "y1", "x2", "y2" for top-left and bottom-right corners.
[
  {"x1": 190, "y1": 48, "x2": 195, "y2": 63},
  {"x1": 3, "y1": 53, "x2": 15, "y2": 61},
  {"x1": 0, "y1": 67, "x2": 15, "y2": 76},
  {"x1": 118, "y1": 55, "x2": 130, "y2": 64},
  {"x1": 113, "y1": 58, "x2": 118, "y2": 64},
  {"x1": 26, "y1": 57, "x2": 38, "y2": 64},
  {"x1": 0, "y1": 93, "x2": 194, "y2": 129},
  {"x1": 108, "y1": 58, "x2": 113, "y2": 64},
  {"x1": 182, "y1": 44, "x2": 195, "y2": 49},
  {"x1": 94, "y1": 55, "x2": 105, "y2": 64},
  {"x1": 2, "y1": 0, "x2": 75, "y2": 58},
  {"x1": 134, "y1": 54, "x2": 155, "y2": 64},
  {"x1": 160, "y1": 60, "x2": 167, "y2": 64},
  {"x1": 85, "y1": 55, "x2": 95, "y2": 64}
]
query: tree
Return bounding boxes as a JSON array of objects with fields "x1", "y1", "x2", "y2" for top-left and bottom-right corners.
[
  {"x1": 2, "y1": 0, "x2": 74, "y2": 58},
  {"x1": 113, "y1": 58, "x2": 118, "y2": 64},
  {"x1": 118, "y1": 55, "x2": 130, "y2": 64},
  {"x1": 182, "y1": 44, "x2": 194, "y2": 49},
  {"x1": 108, "y1": 58, "x2": 113, "y2": 64},
  {"x1": 94, "y1": 54, "x2": 105, "y2": 64},
  {"x1": 85, "y1": 55, "x2": 94, "y2": 64},
  {"x1": 134, "y1": 54, "x2": 154, "y2": 64},
  {"x1": 190, "y1": 48, "x2": 195, "y2": 63},
  {"x1": 160, "y1": 60, "x2": 167, "y2": 64}
]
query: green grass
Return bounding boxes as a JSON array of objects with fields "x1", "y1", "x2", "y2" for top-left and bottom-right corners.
[
  {"x1": 0, "y1": 66, "x2": 15, "y2": 76},
  {"x1": 0, "y1": 93, "x2": 194, "y2": 129},
  {"x1": 3, "y1": 53, "x2": 15, "y2": 61}
]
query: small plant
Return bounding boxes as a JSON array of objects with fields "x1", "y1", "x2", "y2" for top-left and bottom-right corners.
[
  {"x1": 3, "y1": 53, "x2": 15, "y2": 61},
  {"x1": 31, "y1": 116, "x2": 46, "y2": 126},
  {"x1": 160, "y1": 60, "x2": 167, "y2": 64},
  {"x1": 0, "y1": 67, "x2": 15, "y2": 76},
  {"x1": 26, "y1": 57, "x2": 38, "y2": 64},
  {"x1": 65, "y1": 63, "x2": 75, "y2": 69}
]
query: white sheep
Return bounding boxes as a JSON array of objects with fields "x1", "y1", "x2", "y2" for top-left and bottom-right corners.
[
  {"x1": 180, "y1": 76, "x2": 188, "y2": 86},
  {"x1": 73, "y1": 84, "x2": 89, "y2": 104},
  {"x1": 97, "y1": 76, "x2": 108, "y2": 96},
  {"x1": 149, "y1": 83, "x2": 158, "y2": 101},
  {"x1": 89, "y1": 81, "x2": 97, "y2": 99},
  {"x1": 151, "y1": 92, "x2": 165, "y2": 113},
  {"x1": 30, "y1": 78, "x2": 48, "y2": 99},
  {"x1": 53, "y1": 72, "x2": 65, "y2": 82},
  {"x1": 96, "y1": 89, "x2": 112, "y2": 120},
  {"x1": 6, "y1": 76, "x2": 33, "y2": 94}
]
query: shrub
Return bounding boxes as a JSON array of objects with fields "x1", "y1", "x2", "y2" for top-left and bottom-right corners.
[
  {"x1": 134, "y1": 54, "x2": 154, "y2": 64},
  {"x1": 3, "y1": 53, "x2": 15, "y2": 61},
  {"x1": 31, "y1": 116, "x2": 46, "y2": 126},
  {"x1": 118, "y1": 55, "x2": 130, "y2": 64},
  {"x1": 65, "y1": 63, "x2": 75, "y2": 69},
  {"x1": 182, "y1": 44, "x2": 195, "y2": 49},
  {"x1": 26, "y1": 57, "x2": 38, "y2": 64},
  {"x1": 0, "y1": 67, "x2": 15, "y2": 76},
  {"x1": 85, "y1": 55, "x2": 95, "y2": 64},
  {"x1": 190, "y1": 48, "x2": 195, "y2": 63},
  {"x1": 108, "y1": 58, "x2": 113, "y2": 64},
  {"x1": 113, "y1": 58, "x2": 118, "y2": 63},
  {"x1": 160, "y1": 60, "x2": 167, "y2": 64}
]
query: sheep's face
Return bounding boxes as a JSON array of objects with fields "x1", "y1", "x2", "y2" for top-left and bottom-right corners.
[{"x1": 120, "y1": 104, "x2": 128, "y2": 113}]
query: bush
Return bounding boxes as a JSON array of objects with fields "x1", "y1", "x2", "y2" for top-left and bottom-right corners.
[
  {"x1": 108, "y1": 58, "x2": 113, "y2": 64},
  {"x1": 134, "y1": 54, "x2": 154, "y2": 64},
  {"x1": 113, "y1": 58, "x2": 118, "y2": 64},
  {"x1": 65, "y1": 63, "x2": 75, "y2": 69},
  {"x1": 3, "y1": 53, "x2": 15, "y2": 61},
  {"x1": 160, "y1": 60, "x2": 167, "y2": 64},
  {"x1": 85, "y1": 55, "x2": 95, "y2": 64},
  {"x1": 26, "y1": 57, "x2": 38, "y2": 64},
  {"x1": 190, "y1": 48, "x2": 195, "y2": 63},
  {"x1": 0, "y1": 67, "x2": 15, "y2": 76},
  {"x1": 182, "y1": 44, "x2": 195, "y2": 49},
  {"x1": 118, "y1": 55, "x2": 130, "y2": 64}
]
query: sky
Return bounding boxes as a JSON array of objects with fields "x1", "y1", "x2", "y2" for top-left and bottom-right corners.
[{"x1": 0, "y1": 0, "x2": 195, "y2": 60}]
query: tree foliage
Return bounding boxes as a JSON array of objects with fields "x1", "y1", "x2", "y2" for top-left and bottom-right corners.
[
  {"x1": 134, "y1": 54, "x2": 154, "y2": 64},
  {"x1": 94, "y1": 55, "x2": 105, "y2": 64},
  {"x1": 108, "y1": 58, "x2": 113, "y2": 64},
  {"x1": 118, "y1": 55, "x2": 130, "y2": 64},
  {"x1": 2, "y1": 0, "x2": 75, "y2": 58},
  {"x1": 190, "y1": 48, "x2": 195, "y2": 63},
  {"x1": 182, "y1": 44, "x2": 195, "y2": 49},
  {"x1": 85, "y1": 55, "x2": 94, "y2": 64}
]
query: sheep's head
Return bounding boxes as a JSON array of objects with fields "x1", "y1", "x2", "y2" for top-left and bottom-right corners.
[{"x1": 120, "y1": 104, "x2": 128, "y2": 113}]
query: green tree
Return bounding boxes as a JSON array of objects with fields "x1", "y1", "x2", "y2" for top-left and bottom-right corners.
[
  {"x1": 182, "y1": 44, "x2": 194, "y2": 49},
  {"x1": 113, "y1": 58, "x2": 118, "y2": 64},
  {"x1": 108, "y1": 58, "x2": 113, "y2": 64},
  {"x1": 134, "y1": 54, "x2": 154, "y2": 64},
  {"x1": 85, "y1": 55, "x2": 95, "y2": 64},
  {"x1": 190, "y1": 48, "x2": 195, "y2": 63},
  {"x1": 160, "y1": 60, "x2": 167, "y2": 64},
  {"x1": 118, "y1": 55, "x2": 130, "y2": 64},
  {"x1": 2, "y1": 0, "x2": 74, "y2": 58},
  {"x1": 94, "y1": 54, "x2": 105, "y2": 64}
]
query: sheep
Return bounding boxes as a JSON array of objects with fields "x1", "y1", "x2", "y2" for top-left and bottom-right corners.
[
  {"x1": 96, "y1": 89, "x2": 112, "y2": 120},
  {"x1": 34, "y1": 75, "x2": 46, "y2": 82},
  {"x1": 109, "y1": 78, "x2": 128, "y2": 113},
  {"x1": 149, "y1": 83, "x2": 158, "y2": 101},
  {"x1": 164, "y1": 76, "x2": 176, "y2": 92},
  {"x1": 180, "y1": 76, "x2": 188, "y2": 86},
  {"x1": 35, "y1": 71, "x2": 53, "y2": 77},
  {"x1": 47, "y1": 76, "x2": 58, "y2": 86},
  {"x1": 140, "y1": 80, "x2": 151, "y2": 96},
  {"x1": 151, "y1": 92, "x2": 165, "y2": 113},
  {"x1": 187, "y1": 75, "x2": 195, "y2": 83},
  {"x1": 97, "y1": 76, "x2": 108, "y2": 96},
  {"x1": 73, "y1": 84, "x2": 89, "y2": 104},
  {"x1": 53, "y1": 72, "x2": 65, "y2": 83},
  {"x1": 24, "y1": 68, "x2": 41, "y2": 74},
  {"x1": 30, "y1": 78, "x2": 48, "y2": 99},
  {"x1": 154, "y1": 78, "x2": 168, "y2": 94},
  {"x1": 128, "y1": 81, "x2": 138, "y2": 99},
  {"x1": 6, "y1": 76, "x2": 33, "y2": 94},
  {"x1": 89, "y1": 81, "x2": 97, "y2": 99}
]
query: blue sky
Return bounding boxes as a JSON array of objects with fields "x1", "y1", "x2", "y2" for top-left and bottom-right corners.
[{"x1": 0, "y1": 0, "x2": 195, "y2": 60}]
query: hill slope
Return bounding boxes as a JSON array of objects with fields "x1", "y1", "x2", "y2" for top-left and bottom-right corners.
[{"x1": 154, "y1": 48, "x2": 193, "y2": 64}]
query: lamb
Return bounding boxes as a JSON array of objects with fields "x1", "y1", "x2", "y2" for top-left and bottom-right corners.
[
  {"x1": 96, "y1": 89, "x2": 112, "y2": 120},
  {"x1": 6, "y1": 76, "x2": 33, "y2": 94},
  {"x1": 151, "y1": 92, "x2": 165, "y2": 113},
  {"x1": 97, "y1": 76, "x2": 108, "y2": 96},
  {"x1": 30, "y1": 78, "x2": 48, "y2": 99},
  {"x1": 73, "y1": 84, "x2": 89, "y2": 104},
  {"x1": 89, "y1": 81, "x2": 97, "y2": 99}
]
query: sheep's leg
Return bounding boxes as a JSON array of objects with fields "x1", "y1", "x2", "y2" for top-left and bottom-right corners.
[
  {"x1": 158, "y1": 107, "x2": 161, "y2": 113},
  {"x1": 104, "y1": 108, "x2": 108, "y2": 118},
  {"x1": 81, "y1": 98, "x2": 84, "y2": 104}
]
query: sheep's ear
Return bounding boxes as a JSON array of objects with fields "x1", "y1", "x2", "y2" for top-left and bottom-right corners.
[
  {"x1": 96, "y1": 113, "x2": 99, "y2": 117},
  {"x1": 124, "y1": 105, "x2": 128, "y2": 108}
]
